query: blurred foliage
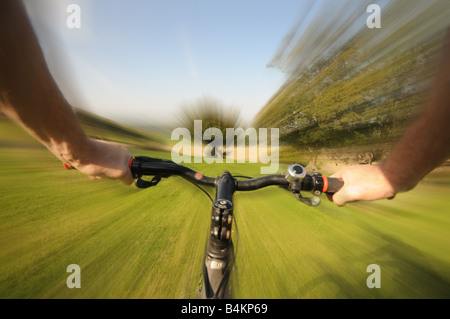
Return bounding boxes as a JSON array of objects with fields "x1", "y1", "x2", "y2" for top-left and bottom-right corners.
[
  {"x1": 256, "y1": 37, "x2": 441, "y2": 149},
  {"x1": 174, "y1": 95, "x2": 242, "y2": 144},
  {"x1": 255, "y1": 0, "x2": 449, "y2": 152}
]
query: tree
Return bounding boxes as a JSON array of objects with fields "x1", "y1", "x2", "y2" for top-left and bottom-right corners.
[{"x1": 174, "y1": 95, "x2": 242, "y2": 158}]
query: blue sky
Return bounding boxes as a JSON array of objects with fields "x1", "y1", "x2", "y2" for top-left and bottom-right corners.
[
  {"x1": 23, "y1": 0, "x2": 450, "y2": 128},
  {"x1": 25, "y1": 0, "x2": 309, "y2": 126}
]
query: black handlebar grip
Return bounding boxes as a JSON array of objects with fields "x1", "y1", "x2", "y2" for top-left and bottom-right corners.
[{"x1": 323, "y1": 177, "x2": 344, "y2": 194}]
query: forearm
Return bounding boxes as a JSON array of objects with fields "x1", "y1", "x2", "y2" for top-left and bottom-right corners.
[
  {"x1": 380, "y1": 108, "x2": 450, "y2": 193},
  {"x1": 0, "y1": 0, "x2": 91, "y2": 165},
  {"x1": 380, "y1": 31, "x2": 450, "y2": 193}
]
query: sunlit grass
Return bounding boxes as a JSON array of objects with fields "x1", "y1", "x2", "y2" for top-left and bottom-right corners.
[{"x1": 1, "y1": 119, "x2": 449, "y2": 298}]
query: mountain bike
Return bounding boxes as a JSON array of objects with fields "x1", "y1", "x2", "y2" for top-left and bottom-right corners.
[{"x1": 126, "y1": 156, "x2": 344, "y2": 299}]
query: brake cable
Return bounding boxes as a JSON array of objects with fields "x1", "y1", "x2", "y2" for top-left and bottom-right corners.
[{"x1": 186, "y1": 179, "x2": 214, "y2": 202}]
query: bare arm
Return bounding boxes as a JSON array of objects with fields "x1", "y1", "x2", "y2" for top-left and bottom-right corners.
[
  {"x1": 0, "y1": 0, "x2": 133, "y2": 185},
  {"x1": 330, "y1": 28, "x2": 450, "y2": 206}
]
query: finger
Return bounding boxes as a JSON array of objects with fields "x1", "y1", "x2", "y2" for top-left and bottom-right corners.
[
  {"x1": 120, "y1": 156, "x2": 134, "y2": 185},
  {"x1": 121, "y1": 173, "x2": 134, "y2": 185},
  {"x1": 331, "y1": 189, "x2": 348, "y2": 206},
  {"x1": 326, "y1": 174, "x2": 346, "y2": 205}
]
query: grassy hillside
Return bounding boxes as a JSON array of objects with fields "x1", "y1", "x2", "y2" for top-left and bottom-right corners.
[
  {"x1": 255, "y1": 1, "x2": 449, "y2": 163},
  {"x1": 1, "y1": 118, "x2": 450, "y2": 298},
  {"x1": 255, "y1": 36, "x2": 440, "y2": 151},
  {"x1": 74, "y1": 108, "x2": 171, "y2": 152}
]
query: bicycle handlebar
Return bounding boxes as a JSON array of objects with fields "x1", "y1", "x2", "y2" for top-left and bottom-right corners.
[
  {"x1": 129, "y1": 156, "x2": 344, "y2": 196},
  {"x1": 63, "y1": 155, "x2": 344, "y2": 199}
]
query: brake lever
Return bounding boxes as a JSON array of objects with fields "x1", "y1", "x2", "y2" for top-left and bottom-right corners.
[
  {"x1": 288, "y1": 180, "x2": 321, "y2": 206},
  {"x1": 293, "y1": 191, "x2": 321, "y2": 206},
  {"x1": 285, "y1": 164, "x2": 322, "y2": 206},
  {"x1": 135, "y1": 176, "x2": 162, "y2": 189}
]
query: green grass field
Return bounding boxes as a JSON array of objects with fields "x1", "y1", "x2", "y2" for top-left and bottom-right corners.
[{"x1": 1, "y1": 118, "x2": 450, "y2": 298}]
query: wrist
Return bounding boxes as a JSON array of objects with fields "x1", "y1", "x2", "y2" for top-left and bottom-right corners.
[
  {"x1": 378, "y1": 160, "x2": 418, "y2": 194},
  {"x1": 50, "y1": 135, "x2": 95, "y2": 168}
]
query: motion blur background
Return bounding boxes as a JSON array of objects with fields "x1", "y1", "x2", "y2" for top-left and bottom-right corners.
[{"x1": 16, "y1": 0, "x2": 450, "y2": 167}]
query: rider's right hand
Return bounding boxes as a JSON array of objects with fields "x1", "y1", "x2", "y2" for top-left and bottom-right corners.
[{"x1": 327, "y1": 164, "x2": 396, "y2": 206}]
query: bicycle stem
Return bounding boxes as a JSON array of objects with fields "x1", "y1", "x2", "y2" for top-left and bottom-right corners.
[{"x1": 208, "y1": 172, "x2": 235, "y2": 254}]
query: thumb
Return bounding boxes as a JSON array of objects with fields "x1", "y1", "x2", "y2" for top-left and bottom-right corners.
[
  {"x1": 327, "y1": 170, "x2": 348, "y2": 206},
  {"x1": 331, "y1": 188, "x2": 349, "y2": 206}
]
